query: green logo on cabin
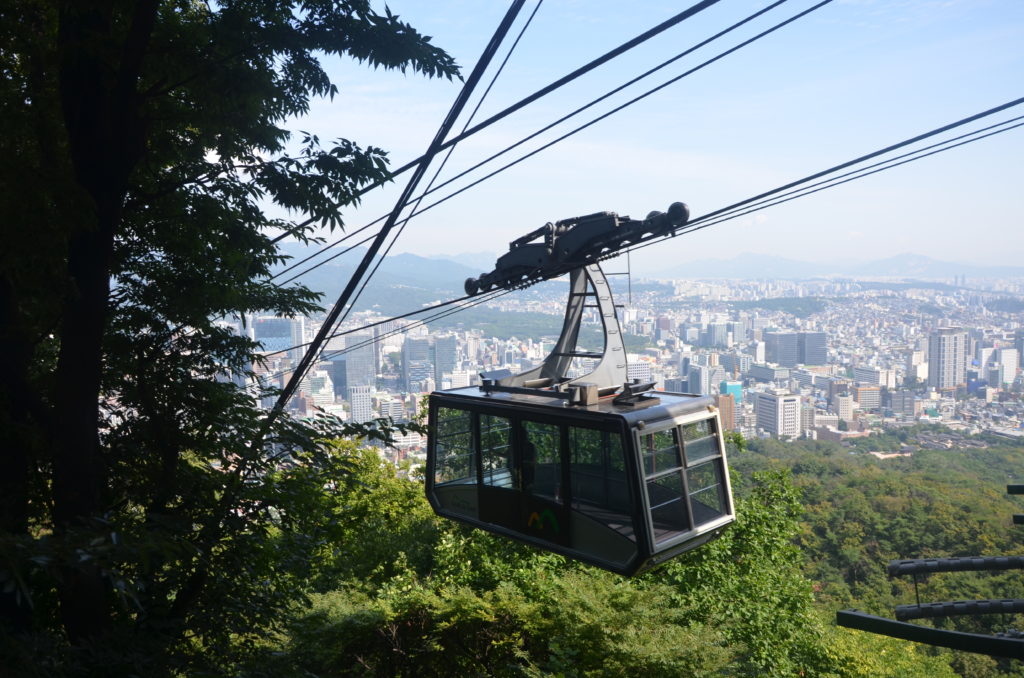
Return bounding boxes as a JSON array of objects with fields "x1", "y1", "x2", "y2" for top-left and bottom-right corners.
[{"x1": 528, "y1": 509, "x2": 560, "y2": 533}]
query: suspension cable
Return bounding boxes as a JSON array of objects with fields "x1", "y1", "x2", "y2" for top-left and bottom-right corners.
[
  {"x1": 276, "y1": 0, "x2": 830, "y2": 286},
  {"x1": 324, "y1": 0, "x2": 546, "y2": 350},
  {"x1": 267, "y1": 0, "x2": 726, "y2": 245}
]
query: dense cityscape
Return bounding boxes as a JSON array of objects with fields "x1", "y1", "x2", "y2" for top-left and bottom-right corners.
[{"x1": 237, "y1": 273, "x2": 1024, "y2": 461}]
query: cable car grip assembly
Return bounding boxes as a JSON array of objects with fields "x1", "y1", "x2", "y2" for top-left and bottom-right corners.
[{"x1": 473, "y1": 202, "x2": 689, "y2": 407}]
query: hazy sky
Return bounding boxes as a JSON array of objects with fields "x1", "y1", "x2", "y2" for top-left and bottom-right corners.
[{"x1": 281, "y1": 0, "x2": 1024, "y2": 273}]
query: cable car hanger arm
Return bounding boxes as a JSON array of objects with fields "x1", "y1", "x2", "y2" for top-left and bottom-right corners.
[{"x1": 464, "y1": 201, "x2": 689, "y2": 296}]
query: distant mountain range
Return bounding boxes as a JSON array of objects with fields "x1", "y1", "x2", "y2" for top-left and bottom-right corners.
[
  {"x1": 652, "y1": 253, "x2": 1024, "y2": 280},
  {"x1": 273, "y1": 242, "x2": 483, "y2": 315},
  {"x1": 271, "y1": 243, "x2": 1023, "y2": 315}
]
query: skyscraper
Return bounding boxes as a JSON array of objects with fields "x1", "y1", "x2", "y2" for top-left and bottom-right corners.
[
  {"x1": 927, "y1": 327, "x2": 967, "y2": 391},
  {"x1": 349, "y1": 385, "x2": 374, "y2": 424},
  {"x1": 719, "y1": 380, "x2": 743, "y2": 405},
  {"x1": 756, "y1": 390, "x2": 800, "y2": 438},
  {"x1": 344, "y1": 331, "x2": 376, "y2": 399},
  {"x1": 716, "y1": 393, "x2": 735, "y2": 431},
  {"x1": 797, "y1": 331, "x2": 827, "y2": 365},
  {"x1": 402, "y1": 336, "x2": 433, "y2": 392},
  {"x1": 252, "y1": 316, "x2": 297, "y2": 355},
  {"x1": 765, "y1": 331, "x2": 799, "y2": 367},
  {"x1": 433, "y1": 334, "x2": 458, "y2": 384},
  {"x1": 996, "y1": 348, "x2": 1019, "y2": 386}
]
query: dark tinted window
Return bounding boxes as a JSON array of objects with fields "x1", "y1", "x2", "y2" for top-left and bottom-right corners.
[
  {"x1": 522, "y1": 420, "x2": 561, "y2": 502},
  {"x1": 569, "y1": 427, "x2": 634, "y2": 541},
  {"x1": 434, "y1": 407, "x2": 474, "y2": 485},
  {"x1": 480, "y1": 413, "x2": 513, "y2": 488}
]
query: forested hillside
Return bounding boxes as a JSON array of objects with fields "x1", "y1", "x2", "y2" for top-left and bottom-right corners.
[
  {"x1": 208, "y1": 436, "x2": 1024, "y2": 678},
  {"x1": 736, "y1": 436, "x2": 1024, "y2": 677}
]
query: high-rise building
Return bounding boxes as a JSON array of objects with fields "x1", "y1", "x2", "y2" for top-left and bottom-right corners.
[
  {"x1": 748, "y1": 363, "x2": 790, "y2": 383},
  {"x1": 720, "y1": 352, "x2": 752, "y2": 378},
  {"x1": 852, "y1": 366, "x2": 894, "y2": 388},
  {"x1": 752, "y1": 340, "x2": 766, "y2": 363},
  {"x1": 834, "y1": 393, "x2": 854, "y2": 422},
  {"x1": 628, "y1": 361, "x2": 653, "y2": 383},
  {"x1": 344, "y1": 331, "x2": 376, "y2": 399},
  {"x1": 927, "y1": 327, "x2": 967, "y2": 391},
  {"x1": 716, "y1": 393, "x2": 735, "y2": 431},
  {"x1": 664, "y1": 377, "x2": 687, "y2": 392},
  {"x1": 349, "y1": 385, "x2": 374, "y2": 424},
  {"x1": 997, "y1": 348, "x2": 1019, "y2": 385},
  {"x1": 702, "y1": 322, "x2": 729, "y2": 348},
  {"x1": 402, "y1": 336, "x2": 433, "y2": 392},
  {"x1": 756, "y1": 390, "x2": 800, "y2": 438},
  {"x1": 800, "y1": 403, "x2": 816, "y2": 433},
  {"x1": 686, "y1": 364, "x2": 724, "y2": 395},
  {"x1": 889, "y1": 389, "x2": 917, "y2": 417},
  {"x1": 433, "y1": 334, "x2": 458, "y2": 384},
  {"x1": 719, "y1": 380, "x2": 743, "y2": 405},
  {"x1": 852, "y1": 385, "x2": 881, "y2": 411},
  {"x1": 765, "y1": 331, "x2": 799, "y2": 367},
  {"x1": 253, "y1": 316, "x2": 298, "y2": 355},
  {"x1": 797, "y1": 331, "x2": 827, "y2": 365}
]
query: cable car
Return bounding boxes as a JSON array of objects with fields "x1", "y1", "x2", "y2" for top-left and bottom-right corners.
[{"x1": 426, "y1": 205, "x2": 735, "y2": 575}]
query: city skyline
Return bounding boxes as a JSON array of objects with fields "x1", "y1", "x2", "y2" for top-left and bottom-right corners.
[{"x1": 244, "y1": 271, "x2": 1024, "y2": 452}]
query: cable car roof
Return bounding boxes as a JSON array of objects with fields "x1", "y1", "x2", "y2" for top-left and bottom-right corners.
[{"x1": 434, "y1": 387, "x2": 717, "y2": 428}]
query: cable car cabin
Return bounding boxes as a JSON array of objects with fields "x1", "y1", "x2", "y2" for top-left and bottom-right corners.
[
  {"x1": 426, "y1": 387, "x2": 734, "y2": 576},
  {"x1": 428, "y1": 209, "x2": 731, "y2": 575}
]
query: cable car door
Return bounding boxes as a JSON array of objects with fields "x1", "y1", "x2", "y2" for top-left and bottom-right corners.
[{"x1": 478, "y1": 414, "x2": 570, "y2": 547}]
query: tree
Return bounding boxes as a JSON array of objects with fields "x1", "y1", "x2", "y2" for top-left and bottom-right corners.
[{"x1": 0, "y1": 1, "x2": 457, "y2": 673}]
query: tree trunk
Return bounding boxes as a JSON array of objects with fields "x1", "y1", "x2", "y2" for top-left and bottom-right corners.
[
  {"x1": 50, "y1": 0, "x2": 158, "y2": 642},
  {"x1": 0, "y1": 278, "x2": 33, "y2": 633}
]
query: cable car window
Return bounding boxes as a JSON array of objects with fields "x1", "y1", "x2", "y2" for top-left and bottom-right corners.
[
  {"x1": 681, "y1": 419, "x2": 719, "y2": 466},
  {"x1": 522, "y1": 420, "x2": 561, "y2": 503},
  {"x1": 679, "y1": 420, "x2": 710, "y2": 441},
  {"x1": 646, "y1": 471, "x2": 690, "y2": 545},
  {"x1": 434, "y1": 407, "x2": 475, "y2": 485},
  {"x1": 481, "y1": 413, "x2": 514, "y2": 488},
  {"x1": 641, "y1": 429, "x2": 681, "y2": 476},
  {"x1": 641, "y1": 429, "x2": 690, "y2": 545},
  {"x1": 686, "y1": 462, "x2": 727, "y2": 525},
  {"x1": 569, "y1": 427, "x2": 634, "y2": 541}
]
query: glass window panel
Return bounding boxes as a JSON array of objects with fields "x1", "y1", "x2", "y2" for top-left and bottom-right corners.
[
  {"x1": 640, "y1": 429, "x2": 681, "y2": 477},
  {"x1": 679, "y1": 419, "x2": 713, "y2": 442},
  {"x1": 571, "y1": 427, "x2": 604, "y2": 467},
  {"x1": 434, "y1": 407, "x2": 474, "y2": 485},
  {"x1": 480, "y1": 414, "x2": 513, "y2": 488},
  {"x1": 647, "y1": 471, "x2": 684, "y2": 508},
  {"x1": 684, "y1": 435, "x2": 720, "y2": 465},
  {"x1": 646, "y1": 471, "x2": 690, "y2": 544},
  {"x1": 523, "y1": 420, "x2": 561, "y2": 502},
  {"x1": 687, "y1": 462, "x2": 726, "y2": 526},
  {"x1": 570, "y1": 427, "x2": 634, "y2": 541}
]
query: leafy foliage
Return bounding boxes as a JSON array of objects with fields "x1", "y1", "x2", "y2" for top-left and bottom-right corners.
[
  {"x1": 737, "y1": 436, "x2": 1024, "y2": 674},
  {"x1": 0, "y1": 1, "x2": 456, "y2": 674},
  {"x1": 236, "y1": 450, "x2": 953, "y2": 678}
]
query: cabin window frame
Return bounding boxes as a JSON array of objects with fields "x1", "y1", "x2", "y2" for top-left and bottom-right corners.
[{"x1": 636, "y1": 410, "x2": 732, "y2": 553}]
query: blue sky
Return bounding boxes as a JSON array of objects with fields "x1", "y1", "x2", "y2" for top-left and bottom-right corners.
[{"x1": 286, "y1": 0, "x2": 1024, "y2": 273}]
